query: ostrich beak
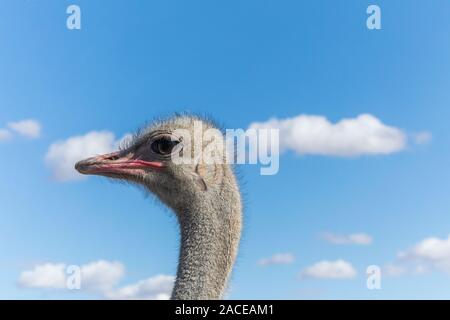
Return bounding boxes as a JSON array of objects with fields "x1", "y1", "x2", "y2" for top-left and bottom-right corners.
[{"x1": 75, "y1": 151, "x2": 165, "y2": 176}]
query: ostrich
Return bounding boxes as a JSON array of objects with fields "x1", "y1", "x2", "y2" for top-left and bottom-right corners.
[{"x1": 75, "y1": 115, "x2": 242, "y2": 300}]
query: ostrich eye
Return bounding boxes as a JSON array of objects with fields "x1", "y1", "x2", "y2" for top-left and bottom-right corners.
[{"x1": 151, "y1": 137, "x2": 179, "y2": 155}]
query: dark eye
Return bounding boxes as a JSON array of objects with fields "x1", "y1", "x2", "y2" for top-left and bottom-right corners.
[{"x1": 151, "y1": 137, "x2": 179, "y2": 155}]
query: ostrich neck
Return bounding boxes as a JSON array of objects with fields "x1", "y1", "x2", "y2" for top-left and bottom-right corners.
[{"x1": 171, "y1": 194, "x2": 242, "y2": 300}]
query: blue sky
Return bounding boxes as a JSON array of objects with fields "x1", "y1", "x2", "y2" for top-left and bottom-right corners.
[{"x1": 1, "y1": 0, "x2": 450, "y2": 299}]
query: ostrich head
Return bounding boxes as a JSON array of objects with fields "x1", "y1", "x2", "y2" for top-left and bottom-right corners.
[{"x1": 75, "y1": 115, "x2": 242, "y2": 300}]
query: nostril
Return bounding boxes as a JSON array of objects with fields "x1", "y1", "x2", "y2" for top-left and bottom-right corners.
[
  {"x1": 106, "y1": 155, "x2": 120, "y2": 161},
  {"x1": 102, "y1": 152, "x2": 120, "y2": 161}
]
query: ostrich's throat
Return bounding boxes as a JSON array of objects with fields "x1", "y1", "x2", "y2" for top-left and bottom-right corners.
[{"x1": 171, "y1": 198, "x2": 242, "y2": 300}]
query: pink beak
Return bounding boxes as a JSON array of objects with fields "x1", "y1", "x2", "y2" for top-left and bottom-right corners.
[{"x1": 75, "y1": 151, "x2": 164, "y2": 176}]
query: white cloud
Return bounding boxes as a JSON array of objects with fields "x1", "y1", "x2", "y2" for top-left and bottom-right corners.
[
  {"x1": 258, "y1": 253, "x2": 295, "y2": 266},
  {"x1": 8, "y1": 119, "x2": 41, "y2": 139},
  {"x1": 412, "y1": 131, "x2": 432, "y2": 145},
  {"x1": 300, "y1": 259, "x2": 357, "y2": 279},
  {"x1": 322, "y1": 232, "x2": 373, "y2": 245},
  {"x1": 45, "y1": 131, "x2": 130, "y2": 182},
  {"x1": 398, "y1": 234, "x2": 450, "y2": 274},
  {"x1": 248, "y1": 114, "x2": 407, "y2": 156},
  {"x1": 105, "y1": 275, "x2": 174, "y2": 300},
  {"x1": 17, "y1": 261, "x2": 123, "y2": 291},
  {"x1": 0, "y1": 129, "x2": 12, "y2": 142},
  {"x1": 381, "y1": 235, "x2": 450, "y2": 278},
  {"x1": 79, "y1": 260, "x2": 124, "y2": 292},
  {"x1": 18, "y1": 263, "x2": 66, "y2": 289},
  {"x1": 17, "y1": 260, "x2": 173, "y2": 300},
  {"x1": 0, "y1": 118, "x2": 42, "y2": 142}
]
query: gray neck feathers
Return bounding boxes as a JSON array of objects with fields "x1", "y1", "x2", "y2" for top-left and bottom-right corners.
[{"x1": 171, "y1": 169, "x2": 242, "y2": 300}]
